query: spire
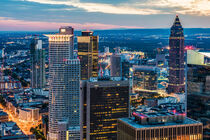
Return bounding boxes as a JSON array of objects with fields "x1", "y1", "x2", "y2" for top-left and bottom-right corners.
[
  {"x1": 173, "y1": 15, "x2": 182, "y2": 27},
  {"x1": 170, "y1": 15, "x2": 184, "y2": 37}
]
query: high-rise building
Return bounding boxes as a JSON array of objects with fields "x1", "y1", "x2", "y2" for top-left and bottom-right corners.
[
  {"x1": 110, "y1": 54, "x2": 122, "y2": 77},
  {"x1": 122, "y1": 60, "x2": 131, "y2": 79},
  {"x1": 81, "y1": 77, "x2": 130, "y2": 140},
  {"x1": 187, "y1": 50, "x2": 210, "y2": 139},
  {"x1": 46, "y1": 27, "x2": 80, "y2": 140},
  {"x1": 132, "y1": 65, "x2": 159, "y2": 91},
  {"x1": 30, "y1": 39, "x2": 46, "y2": 89},
  {"x1": 77, "y1": 31, "x2": 98, "y2": 80},
  {"x1": 118, "y1": 112, "x2": 203, "y2": 140},
  {"x1": 168, "y1": 15, "x2": 185, "y2": 94}
]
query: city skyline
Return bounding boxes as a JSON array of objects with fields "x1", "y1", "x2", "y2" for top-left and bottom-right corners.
[
  {"x1": 0, "y1": 0, "x2": 210, "y2": 31},
  {"x1": 0, "y1": 4, "x2": 209, "y2": 139}
]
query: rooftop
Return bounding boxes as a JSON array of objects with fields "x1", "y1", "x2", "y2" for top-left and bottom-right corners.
[
  {"x1": 119, "y1": 117, "x2": 202, "y2": 129},
  {"x1": 133, "y1": 65, "x2": 159, "y2": 72},
  {"x1": 0, "y1": 111, "x2": 8, "y2": 116}
]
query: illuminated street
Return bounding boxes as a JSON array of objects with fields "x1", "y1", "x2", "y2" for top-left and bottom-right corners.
[{"x1": 0, "y1": 104, "x2": 41, "y2": 135}]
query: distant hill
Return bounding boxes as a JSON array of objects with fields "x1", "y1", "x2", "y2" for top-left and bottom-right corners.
[{"x1": 1, "y1": 28, "x2": 210, "y2": 54}]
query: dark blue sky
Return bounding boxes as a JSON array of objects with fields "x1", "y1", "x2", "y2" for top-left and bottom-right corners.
[{"x1": 0, "y1": 0, "x2": 210, "y2": 30}]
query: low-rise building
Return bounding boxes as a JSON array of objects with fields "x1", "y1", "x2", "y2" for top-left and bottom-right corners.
[
  {"x1": 117, "y1": 111, "x2": 203, "y2": 140},
  {"x1": 19, "y1": 107, "x2": 39, "y2": 122},
  {"x1": 0, "y1": 111, "x2": 8, "y2": 122}
]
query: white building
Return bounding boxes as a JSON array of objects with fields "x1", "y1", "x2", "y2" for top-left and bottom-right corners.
[
  {"x1": 46, "y1": 26, "x2": 80, "y2": 140},
  {"x1": 18, "y1": 107, "x2": 39, "y2": 122}
]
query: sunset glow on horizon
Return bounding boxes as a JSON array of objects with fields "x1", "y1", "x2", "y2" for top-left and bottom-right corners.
[{"x1": 0, "y1": 0, "x2": 210, "y2": 30}]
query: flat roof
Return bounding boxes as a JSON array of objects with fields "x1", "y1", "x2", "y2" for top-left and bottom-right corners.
[{"x1": 119, "y1": 117, "x2": 202, "y2": 129}]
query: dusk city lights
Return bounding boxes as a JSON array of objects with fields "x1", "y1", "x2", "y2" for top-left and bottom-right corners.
[{"x1": 0, "y1": 0, "x2": 210, "y2": 140}]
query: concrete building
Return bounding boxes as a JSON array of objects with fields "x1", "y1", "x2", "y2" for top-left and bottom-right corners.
[
  {"x1": 67, "y1": 126, "x2": 80, "y2": 140},
  {"x1": 18, "y1": 107, "x2": 40, "y2": 122},
  {"x1": 0, "y1": 76, "x2": 21, "y2": 92},
  {"x1": 46, "y1": 26, "x2": 80, "y2": 140},
  {"x1": 117, "y1": 112, "x2": 203, "y2": 140},
  {"x1": 0, "y1": 111, "x2": 8, "y2": 122},
  {"x1": 57, "y1": 120, "x2": 68, "y2": 140}
]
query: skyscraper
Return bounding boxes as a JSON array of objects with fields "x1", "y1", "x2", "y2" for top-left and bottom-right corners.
[
  {"x1": 81, "y1": 77, "x2": 130, "y2": 140},
  {"x1": 46, "y1": 26, "x2": 80, "y2": 140},
  {"x1": 77, "y1": 31, "x2": 99, "y2": 80},
  {"x1": 30, "y1": 39, "x2": 46, "y2": 89},
  {"x1": 132, "y1": 65, "x2": 159, "y2": 91},
  {"x1": 110, "y1": 54, "x2": 122, "y2": 77},
  {"x1": 168, "y1": 15, "x2": 185, "y2": 94},
  {"x1": 187, "y1": 50, "x2": 210, "y2": 139}
]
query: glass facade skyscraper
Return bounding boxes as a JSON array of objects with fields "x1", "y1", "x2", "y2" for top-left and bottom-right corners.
[
  {"x1": 77, "y1": 31, "x2": 98, "y2": 80},
  {"x1": 81, "y1": 78, "x2": 130, "y2": 140},
  {"x1": 30, "y1": 39, "x2": 45, "y2": 89}
]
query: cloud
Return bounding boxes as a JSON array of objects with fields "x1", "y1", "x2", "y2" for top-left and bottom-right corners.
[
  {"x1": 22, "y1": 0, "x2": 210, "y2": 16},
  {"x1": 0, "y1": 17, "x2": 143, "y2": 31},
  {"x1": 23, "y1": 0, "x2": 163, "y2": 15},
  {"x1": 141, "y1": 0, "x2": 210, "y2": 16}
]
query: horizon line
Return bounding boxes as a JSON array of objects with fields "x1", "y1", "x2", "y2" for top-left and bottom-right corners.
[{"x1": 1, "y1": 27, "x2": 210, "y2": 32}]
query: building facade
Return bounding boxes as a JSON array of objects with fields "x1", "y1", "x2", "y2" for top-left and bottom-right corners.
[
  {"x1": 46, "y1": 27, "x2": 80, "y2": 140},
  {"x1": 77, "y1": 31, "x2": 98, "y2": 80},
  {"x1": 132, "y1": 65, "x2": 159, "y2": 91},
  {"x1": 30, "y1": 39, "x2": 46, "y2": 89},
  {"x1": 67, "y1": 126, "x2": 80, "y2": 140},
  {"x1": 168, "y1": 15, "x2": 185, "y2": 94},
  {"x1": 187, "y1": 50, "x2": 210, "y2": 139},
  {"x1": 110, "y1": 54, "x2": 122, "y2": 77},
  {"x1": 81, "y1": 77, "x2": 130, "y2": 140},
  {"x1": 18, "y1": 107, "x2": 39, "y2": 122},
  {"x1": 0, "y1": 111, "x2": 8, "y2": 122},
  {"x1": 118, "y1": 115, "x2": 203, "y2": 140}
]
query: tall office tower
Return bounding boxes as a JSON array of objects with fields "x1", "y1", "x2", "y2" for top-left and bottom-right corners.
[
  {"x1": 0, "y1": 48, "x2": 4, "y2": 83},
  {"x1": 122, "y1": 60, "x2": 130, "y2": 79},
  {"x1": 81, "y1": 77, "x2": 130, "y2": 140},
  {"x1": 77, "y1": 31, "x2": 99, "y2": 80},
  {"x1": 46, "y1": 27, "x2": 80, "y2": 140},
  {"x1": 168, "y1": 15, "x2": 185, "y2": 94},
  {"x1": 110, "y1": 54, "x2": 122, "y2": 77},
  {"x1": 30, "y1": 39, "x2": 46, "y2": 89},
  {"x1": 187, "y1": 50, "x2": 210, "y2": 139},
  {"x1": 118, "y1": 112, "x2": 203, "y2": 140}
]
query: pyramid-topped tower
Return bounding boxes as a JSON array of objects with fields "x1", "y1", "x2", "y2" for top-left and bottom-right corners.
[
  {"x1": 170, "y1": 15, "x2": 184, "y2": 37},
  {"x1": 168, "y1": 15, "x2": 185, "y2": 94}
]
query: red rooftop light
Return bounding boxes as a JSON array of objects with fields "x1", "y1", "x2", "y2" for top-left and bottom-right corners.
[{"x1": 185, "y1": 46, "x2": 194, "y2": 50}]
